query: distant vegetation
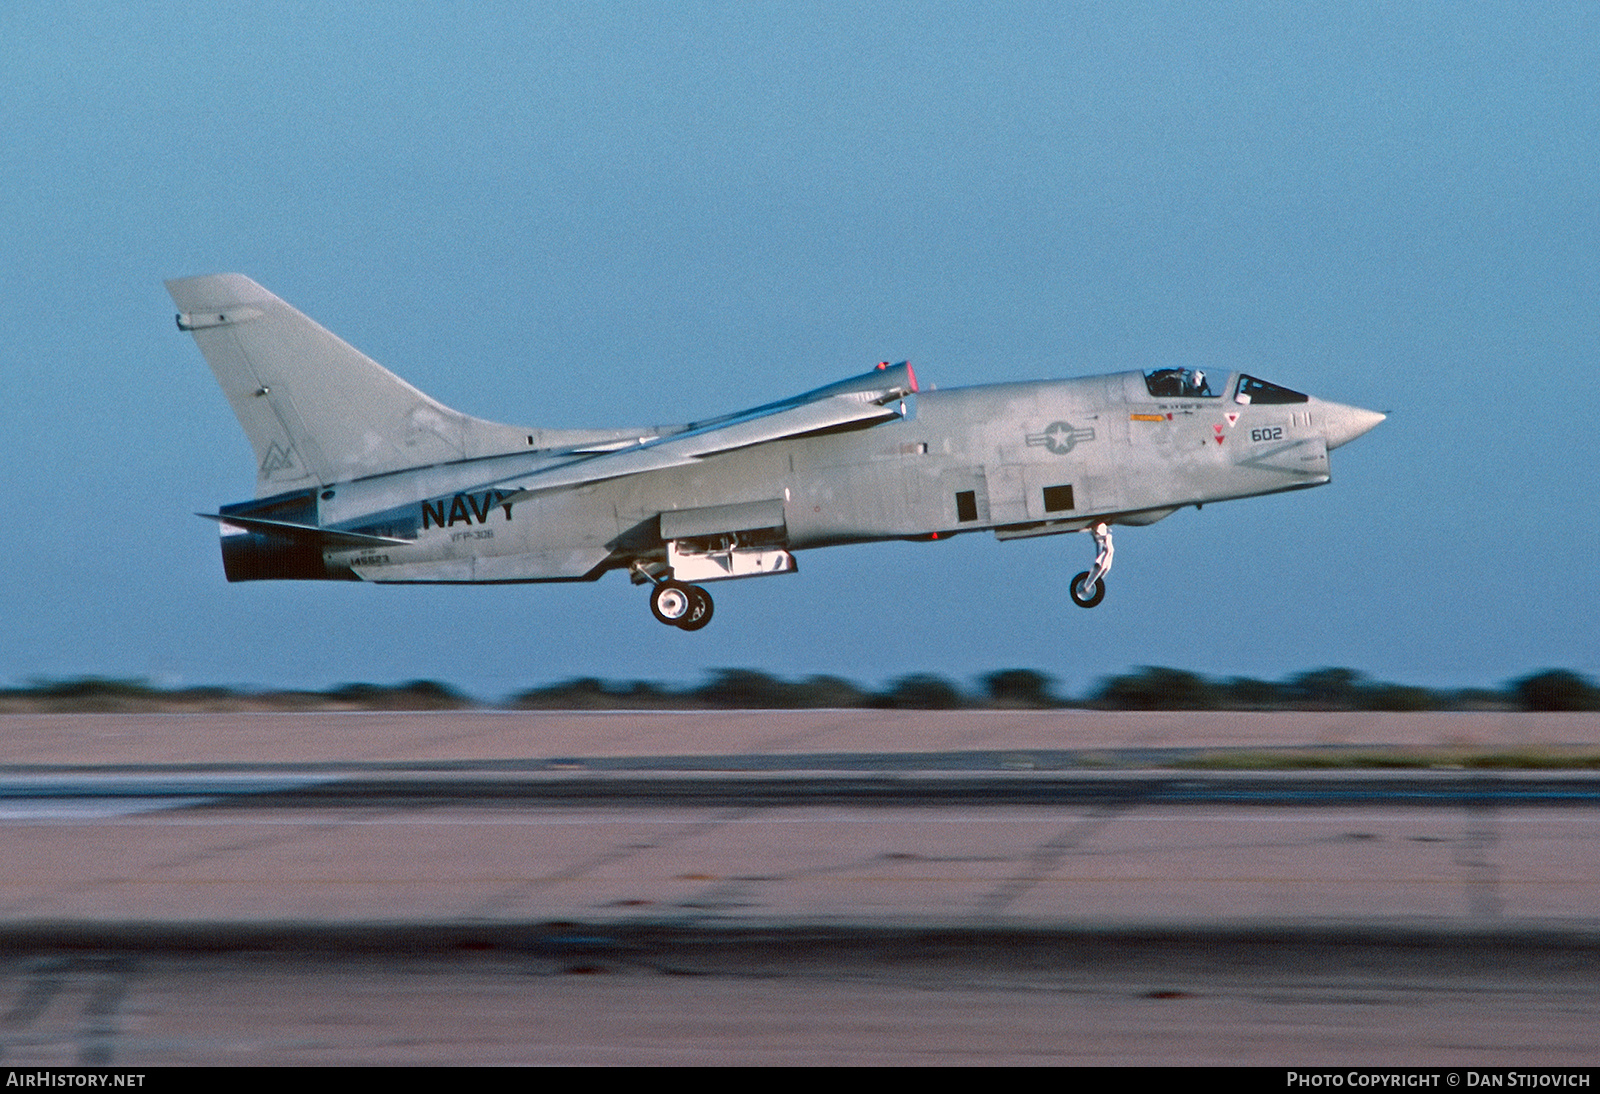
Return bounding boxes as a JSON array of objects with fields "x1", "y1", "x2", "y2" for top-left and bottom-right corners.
[
  {"x1": 0, "y1": 677, "x2": 474, "y2": 714},
  {"x1": 2, "y1": 668, "x2": 1596, "y2": 714}
]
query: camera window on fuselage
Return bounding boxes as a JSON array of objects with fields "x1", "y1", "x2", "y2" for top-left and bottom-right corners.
[
  {"x1": 1144, "y1": 368, "x2": 1218, "y2": 398},
  {"x1": 1234, "y1": 375, "x2": 1309, "y2": 405}
]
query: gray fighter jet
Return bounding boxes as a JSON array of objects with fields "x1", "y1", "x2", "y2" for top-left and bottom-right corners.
[{"x1": 168, "y1": 274, "x2": 1383, "y2": 629}]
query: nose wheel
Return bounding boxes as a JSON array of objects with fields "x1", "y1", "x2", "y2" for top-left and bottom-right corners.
[
  {"x1": 1069, "y1": 522, "x2": 1114, "y2": 609},
  {"x1": 1069, "y1": 571, "x2": 1106, "y2": 608},
  {"x1": 650, "y1": 580, "x2": 714, "y2": 630}
]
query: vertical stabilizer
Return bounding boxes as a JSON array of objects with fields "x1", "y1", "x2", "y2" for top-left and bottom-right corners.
[{"x1": 167, "y1": 274, "x2": 533, "y2": 494}]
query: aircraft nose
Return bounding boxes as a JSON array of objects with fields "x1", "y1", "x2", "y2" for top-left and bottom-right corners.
[{"x1": 1319, "y1": 400, "x2": 1386, "y2": 450}]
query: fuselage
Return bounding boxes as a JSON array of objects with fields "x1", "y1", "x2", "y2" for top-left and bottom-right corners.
[{"x1": 216, "y1": 368, "x2": 1382, "y2": 585}]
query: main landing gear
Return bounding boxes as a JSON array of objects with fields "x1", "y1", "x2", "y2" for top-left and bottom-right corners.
[
  {"x1": 649, "y1": 579, "x2": 714, "y2": 631},
  {"x1": 1069, "y1": 522, "x2": 1114, "y2": 609}
]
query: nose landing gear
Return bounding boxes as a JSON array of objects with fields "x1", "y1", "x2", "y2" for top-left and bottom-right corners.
[
  {"x1": 1069, "y1": 522, "x2": 1113, "y2": 609},
  {"x1": 649, "y1": 579, "x2": 714, "y2": 631}
]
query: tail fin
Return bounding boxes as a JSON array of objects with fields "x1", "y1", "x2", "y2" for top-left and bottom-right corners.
[{"x1": 166, "y1": 274, "x2": 534, "y2": 494}]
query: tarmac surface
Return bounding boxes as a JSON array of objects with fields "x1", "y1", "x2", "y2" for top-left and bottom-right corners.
[{"x1": 2, "y1": 709, "x2": 1598, "y2": 1065}]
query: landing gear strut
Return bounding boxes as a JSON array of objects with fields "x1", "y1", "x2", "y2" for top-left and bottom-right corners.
[
  {"x1": 649, "y1": 579, "x2": 714, "y2": 631},
  {"x1": 1069, "y1": 522, "x2": 1113, "y2": 609}
]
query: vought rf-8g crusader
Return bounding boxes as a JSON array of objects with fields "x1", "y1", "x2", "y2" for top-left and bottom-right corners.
[{"x1": 168, "y1": 274, "x2": 1383, "y2": 630}]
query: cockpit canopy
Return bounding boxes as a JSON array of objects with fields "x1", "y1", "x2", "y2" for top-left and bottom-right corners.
[
  {"x1": 1233, "y1": 375, "x2": 1308, "y2": 405},
  {"x1": 1144, "y1": 368, "x2": 1217, "y2": 398},
  {"x1": 1144, "y1": 368, "x2": 1309, "y2": 406}
]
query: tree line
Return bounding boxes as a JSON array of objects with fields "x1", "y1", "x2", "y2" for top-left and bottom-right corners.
[{"x1": 3, "y1": 667, "x2": 1596, "y2": 713}]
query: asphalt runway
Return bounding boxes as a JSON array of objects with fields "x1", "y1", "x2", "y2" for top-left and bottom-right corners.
[{"x1": 2, "y1": 710, "x2": 1599, "y2": 1065}]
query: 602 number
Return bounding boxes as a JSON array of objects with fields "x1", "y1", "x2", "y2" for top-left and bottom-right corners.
[{"x1": 1249, "y1": 427, "x2": 1283, "y2": 442}]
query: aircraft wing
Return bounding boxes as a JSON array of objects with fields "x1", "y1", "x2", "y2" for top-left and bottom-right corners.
[{"x1": 495, "y1": 362, "x2": 917, "y2": 504}]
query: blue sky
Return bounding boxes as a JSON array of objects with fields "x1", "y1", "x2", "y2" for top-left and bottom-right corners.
[{"x1": 2, "y1": 2, "x2": 1595, "y2": 699}]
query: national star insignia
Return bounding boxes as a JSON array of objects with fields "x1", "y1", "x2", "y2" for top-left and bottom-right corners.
[{"x1": 1026, "y1": 420, "x2": 1096, "y2": 455}]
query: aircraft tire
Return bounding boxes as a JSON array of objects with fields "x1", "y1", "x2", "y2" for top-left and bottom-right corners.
[
  {"x1": 1069, "y1": 571, "x2": 1106, "y2": 609},
  {"x1": 650, "y1": 581, "x2": 694, "y2": 626},
  {"x1": 677, "y1": 586, "x2": 714, "y2": 631}
]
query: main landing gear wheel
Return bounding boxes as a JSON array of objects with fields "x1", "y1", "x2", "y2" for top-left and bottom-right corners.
[
  {"x1": 650, "y1": 580, "x2": 714, "y2": 630},
  {"x1": 1069, "y1": 571, "x2": 1106, "y2": 608},
  {"x1": 678, "y1": 585, "x2": 713, "y2": 631}
]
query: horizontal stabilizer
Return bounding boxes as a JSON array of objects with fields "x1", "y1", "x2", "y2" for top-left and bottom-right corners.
[{"x1": 198, "y1": 513, "x2": 413, "y2": 548}]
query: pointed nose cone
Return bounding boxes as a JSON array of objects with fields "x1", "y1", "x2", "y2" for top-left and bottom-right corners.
[{"x1": 1319, "y1": 401, "x2": 1386, "y2": 450}]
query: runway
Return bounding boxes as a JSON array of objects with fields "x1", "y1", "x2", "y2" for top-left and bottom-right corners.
[{"x1": 2, "y1": 710, "x2": 1598, "y2": 1064}]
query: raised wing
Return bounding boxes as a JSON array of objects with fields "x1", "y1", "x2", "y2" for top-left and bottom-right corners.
[{"x1": 494, "y1": 362, "x2": 917, "y2": 504}]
